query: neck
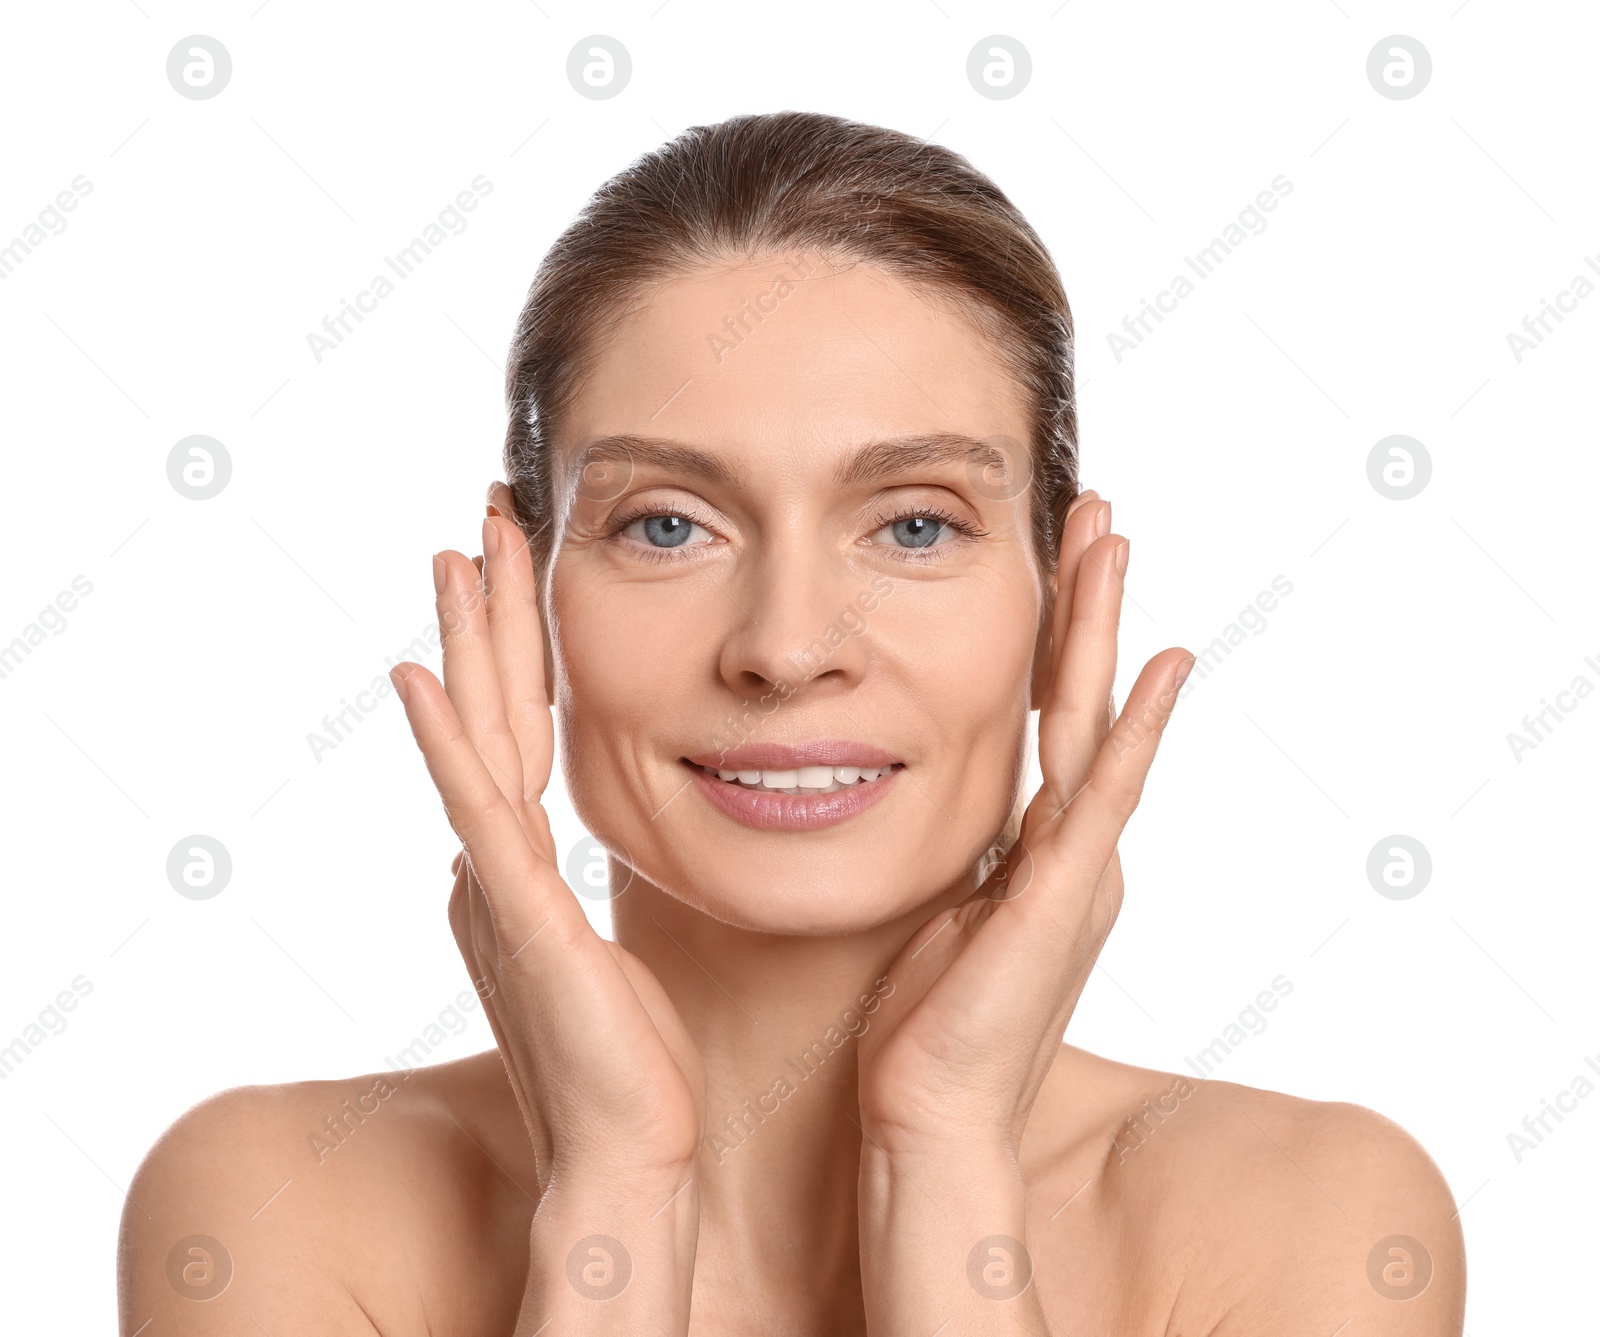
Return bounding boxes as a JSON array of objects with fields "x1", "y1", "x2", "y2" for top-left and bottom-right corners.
[{"x1": 609, "y1": 868, "x2": 969, "y2": 1324}]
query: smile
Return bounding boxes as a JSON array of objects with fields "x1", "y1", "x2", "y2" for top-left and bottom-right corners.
[
  {"x1": 678, "y1": 743, "x2": 906, "y2": 831},
  {"x1": 691, "y1": 762, "x2": 902, "y2": 796}
]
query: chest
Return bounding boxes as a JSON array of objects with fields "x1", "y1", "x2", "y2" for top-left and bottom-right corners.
[{"x1": 372, "y1": 1158, "x2": 1193, "y2": 1336}]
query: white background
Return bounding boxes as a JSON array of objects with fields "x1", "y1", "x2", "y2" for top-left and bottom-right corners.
[{"x1": 1, "y1": 1, "x2": 1594, "y2": 1330}]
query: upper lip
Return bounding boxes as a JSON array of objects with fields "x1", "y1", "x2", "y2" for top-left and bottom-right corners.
[{"x1": 683, "y1": 740, "x2": 903, "y2": 769}]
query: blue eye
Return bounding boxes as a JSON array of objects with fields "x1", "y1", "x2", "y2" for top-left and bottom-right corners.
[
  {"x1": 869, "y1": 511, "x2": 968, "y2": 550},
  {"x1": 889, "y1": 516, "x2": 945, "y2": 548},
  {"x1": 620, "y1": 513, "x2": 712, "y2": 550},
  {"x1": 644, "y1": 515, "x2": 692, "y2": 547}
]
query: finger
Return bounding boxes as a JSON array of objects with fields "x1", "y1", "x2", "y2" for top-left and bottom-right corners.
[
  {"x1": 1004, "y1": 648, "x2": 1189, "y2": 973},
  {"x1": 1088, "y1": 847, "x2": 1125, "y2": 951},
  {"x1": 937, "y1": 649, "x2": 1192, "y2": 1006},
  {"x1": 448, "y1": 857, "x2": 501, "y2": 1004},
  {"x1": 448, "y1": 853, "x2": 470, "y2": 943},
  {"x1": 447, "y1": 856, "x2": 552, "y2": 1176},
  {"x1": 391, "y1": 661, "x2": 584, "y2": 953},
  {"x1": 482, "y1": 514, "x2": 556, "y2": 818},
  {"x1": 1038, "y1": 527, "x2": 1127, "y2": 803},
  {"x1": 436, "y1": 549, "x2": 524, "y2": 815},
  {"x1": 1064, "y1": 487, "x2": 1100, "y2": 519},
  {"x1": 1038, "y1": 496, "x2": 1108, "y2": 710},
  {"x1": 1026, "y1": 647, "x2": 1192, "y2": 894},
  {"x1": 880, "y1": 650, "x2": 1187, "y2": 1110}
]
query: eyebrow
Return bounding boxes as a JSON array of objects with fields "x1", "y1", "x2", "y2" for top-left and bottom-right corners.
[
  {"x1": 572, "y1": 435, "x2": 744, "y2": 488},
  {"x1": 833, "y1": 432, "x2": 1007, "y2": 487},
  {"x1": 571, "y1": 432, "x2": 1006, "y2": 491}
]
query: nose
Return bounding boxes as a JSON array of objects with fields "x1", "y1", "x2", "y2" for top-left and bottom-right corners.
[{"x1": 714, "y1": 548, "x2": 876, "y2": 701}]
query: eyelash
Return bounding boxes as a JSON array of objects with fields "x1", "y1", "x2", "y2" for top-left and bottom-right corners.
[
  {"x1": 867, "y1": 506, "x2": 988, "y2": 560},
  {"x1": 603, "y1": 504, "x2": 721, "y2": 565},
  {"x1": 603, "y1": 503, "x2": 988, "y2": 563}
]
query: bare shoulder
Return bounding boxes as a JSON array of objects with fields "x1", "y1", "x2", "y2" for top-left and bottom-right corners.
[
  {"x1": 118, "y1": 1051, "x2": 533, "y2": 1336},
  {"x1": 1167, "y1": 1076, "x2": 1465, "y2": 1333},
  {"x1": 1029, "y1": 1046, "x2": 1467, "y2": 1335}
]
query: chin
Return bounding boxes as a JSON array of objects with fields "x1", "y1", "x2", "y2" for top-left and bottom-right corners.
[
  {"x1": 634, "y1": 794, "x2": 1010, "y2": 938},
  {"x1": 645, "y1": 846, "x2": 974, "y2": 936}
]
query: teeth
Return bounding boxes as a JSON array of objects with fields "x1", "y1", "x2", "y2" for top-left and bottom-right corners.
[{"x1": 701, "y1": 763, "x2": 898, "y2": 793}]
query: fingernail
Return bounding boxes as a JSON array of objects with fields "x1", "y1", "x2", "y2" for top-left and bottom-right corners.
[
  {"x1": 1066, "y1": 489, "x2": 1100, "y2": 516},
  {"x1": 390, "y1": 666, "x2": 411, "y2": 704},
  {"x1": 1173, "y1": 654, "x2": 1194, "y2": 690},
  {"x1": 1096, "y1": 503, "x2": 1112, "y2": 540},
  {"x1": 1113, "y1": 538, "x2": 1129, "y2": 575},
  {"x1": 432, "y1": 553, "x2": 446, "y2": 595},
  {"x1": 482, "y1": 518, "x2": 500, "y2": 560}
]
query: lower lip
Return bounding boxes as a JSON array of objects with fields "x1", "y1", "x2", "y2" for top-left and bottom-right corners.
[{"x1": 683, "y1": 762, "x2": 903, "y2": 831}]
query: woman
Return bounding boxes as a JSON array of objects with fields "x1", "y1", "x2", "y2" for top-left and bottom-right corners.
[{"x1": 119, "y1": 111, "x2": 1465, "y2": 1334}]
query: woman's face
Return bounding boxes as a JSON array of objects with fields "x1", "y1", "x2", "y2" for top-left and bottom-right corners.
[{"x1": 546, "y1": 254, "x2": 1048, "y2": 934}]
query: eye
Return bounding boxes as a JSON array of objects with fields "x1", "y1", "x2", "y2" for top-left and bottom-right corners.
[
  {"x1": 867, "y1": 508, "x2": 980, "y2": 551},
  {"x1": 881, "y1": 516, "x2": 948, "y2": 549},
  {"x1": 618, "y1": 512, "x2": 714, "y2": 550}
]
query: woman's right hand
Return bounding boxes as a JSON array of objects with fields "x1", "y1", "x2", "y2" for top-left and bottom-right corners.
[{"x1": 389, "y1": 504, "x2": 704, "y2": 1328}]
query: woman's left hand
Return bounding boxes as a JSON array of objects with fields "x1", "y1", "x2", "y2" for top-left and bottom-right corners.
[{"x1": 854, "y1": 491, "x2": 1192, "y2": 1328}]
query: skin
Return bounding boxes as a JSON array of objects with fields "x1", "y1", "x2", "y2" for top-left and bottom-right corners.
[{"x1": 118, "y1": 256, "x2": 1466, "y2": 1335}]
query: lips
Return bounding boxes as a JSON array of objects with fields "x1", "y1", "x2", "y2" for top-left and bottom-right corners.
[
  {"x1": 679, "y1": 741, "x2": 905, "y2": 831},
  {"x1": 688, "y1": 760, "x2": 900, "y2": 795},
  {"x1": 682, "y1": 740, "x2": 902, "y2": 771}
]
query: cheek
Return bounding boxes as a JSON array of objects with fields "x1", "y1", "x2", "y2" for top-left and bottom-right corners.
[
  {"x1": 549, "y1": 586, "x2": 654, "y2": 816},
  {"x1": 880, "y1": 570, "x2": 1037, "y2": 702},
  {"x1": 548, "y1": 573, "x2": 721, "y2": 794},
  {"x1": 553, "y1": 604, "x2": 647, "y2": 712},
  {"x1": 873, "y1": 572, "x2": 1038, "y2": 781}
]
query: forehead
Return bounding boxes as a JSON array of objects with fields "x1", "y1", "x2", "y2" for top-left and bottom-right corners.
[{"x1": 560, "y1": 256, "x2": 1030, "y2": 471}]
